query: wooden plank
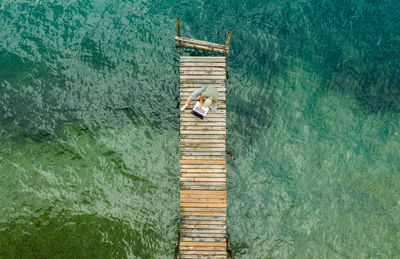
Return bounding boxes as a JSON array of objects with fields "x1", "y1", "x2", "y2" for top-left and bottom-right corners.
[
  {"x1": 180, "y1": 194, "x2": 226, "y2": 200},
  {"x1": 181, "y1": 211, "x2": 226, "y2": 216},
  {"x1": 180, "y1": 164, "x2": 226, "y2": 170},
  {"x1": 180, "y1": 71, "x2": 226, "y2": 75},
  {"x1": 180, "y1": 90, "x2": 225, "y2": 94},
  {"x1": 181, "y1": 151, "x2": 226, "y2": 156},
  {"x1": 180, "y1": 160, "x2": 226, "y2": 165},
  {"x1": 180, "y1": 246, "x2": 226, "y2": 251},
  {"x1": 179, "y1": 108, "x2": 226, "y2": 113},
  {"x1": 180, "y1": 206, "x2": 226, "y2": 211},
  {"x1": 181, "y1": 252, "x2": 226, "y2": 256},
  {"x1": 180, "y1": 56, "x2": 226, "y2": 60},
  {"x1": 181, "y1": 97, "x2": 226, "y2": 102},
  {"x1": 180, "y1": 142, "x2": 225, "y2": 146},
  {"x1": 180, "y1": 185, "x2": 226, "y2": 190},
  {"x1": 180, "y1": 117, "x2": 226, "y2": 122},
  {"x1": 181, "y1": 181, "x2": 226, "y2": 186},
  {"x1": 180, "y1": 88, "x2": 225, "y2": 92},
  {"x1": 180, "y1": 126, "x2": 225, "y2": 130},
  {"x1": 180, "y1": 197, "x2": 226, "y2": 202},
  {"x1": 180, "y1": 196, "x2": 226, "y2": 201},
  {"x1": 181, "y1": 250, "x2": 226, "y2": 256},
  {"x1": 180, "y1": 131, "x2": 226, "y2": 135},
  {"x1": 176, "y1": 37, "x2": 226, "y2": 49},
  {"x1": 180, "y1": 75, "x2": 226, "y2": 80},
  {"x1": 181, "y1": 129, "x2": 226, "y2": 136},
  {"x1": 180, "y1": 79, "x2": 226, "y2": 84},
  {"x1": 180, "y1": 148, "x2": 226, "y2": 153},
  {"x1": 180, "y1": 67, "x2": 225, "y2": 71},
  {"x1": 181, "y1": 168, "x2": 226, "y2": 173},
  {"x1": 180, "y1": 155, "x2": 225, "y2": 159},
  {"x1": 180, "y1": 156, "x2": 226, "y2": 161},
  {"x1": 181, "y1": 214, "x2": 226, "y2": 219},
  {"x1": 181, "y1": 62, "x2": 226, "y2": 67},
  {"x1": 180, "y1": 59, "x2": 226, "y2": 63},
  {"x1": 180, "y1": 171, "x2": 226, "y2": 176},
  {"x1": 180, "y1": 242, "x2": 226, "y2": 247},
  {"x1": 180, "y1": 100, "x2": 226, "y2": 105},
  {"x1": 181, "y1": 190, "x2": 226, "y2": 195},
  {"x1": 177, "y1": 42, "x2": 226, "y2": 54},
  {"x1": 181, "y1": 239, "x2": 226, "y2": 244},
  {"x1": 181, "y1": 174, "x2": 226, "y2": 179},
  {"x1": 180, "y1": 177, "x2": 226, "y2": 182},
  {"x1": 180, "y1": 142, "x2": 226, "y2": 148},
  {"x1": 180, "y1": 224, "x2": 226, "y2": 229},
  {"x1": 180, "y1": 123, "x2": 226, "y2": 128},
  {"x1": 180, "y1": 89, "x2": 226, "y2": 93},
  {"x1": 180, "y1": 111, "x2": 225, "y2": 116},
  {"x1": 181, "y1": 187, "x2": 225, "y2": 191},
  {"x1": 180, "y1": 119, "x2": 226, "y2": 123},
  {"x1": 181, "y1": 229, "x2": 226, "y2": 234},
  {"x1": 180, "y1": 136, "x2": 225, "y2": 140},
  {"x1": 180, "y1": 256, "x2": 226, "y2": 259},
  {"x1": 180, "y1": 202, "x2": 226, "y2": 208},
  {"x1": 180, "y1": 141, "x2": 225, "y2": 146},
  {"x1": 180, "y1": 141, "x2": 225, "y2": 145},
  {"x1": 181, "y1": 109, "x2": 226, "y2": 115},
  {"x1": 180, "y1": 89, "x2": 226, "y2": 94},
  {"x1": 180, "y1": 95, "x2": 226, "y2": 101},
  {"x1": 180, "y1": 168, "x2": 225, "y2": 173},
  {"x1": 180, "y1": 200, "x2": 226, "y2": 205},
  {"x1": 180, "y1": 140, "x2": 225, "y2": 145},
  {"x1": 180, "y1": 113, "x2": 225, "y2": 118},
  {"x1": 181, "y1": 219, "x2": 226, "y2": 225},
  {"x1": 181, "y1": 222, "x2": 226, "y2": 227},
  {"x1": 180, "y1": 83, "x2": 225, "y2": 88},
  {"x1": 180, "y1": 172, "x2": 225, "y2": 177},
  {"x1": 181, "y1": 256, "x2": 226, "y2": 259}
]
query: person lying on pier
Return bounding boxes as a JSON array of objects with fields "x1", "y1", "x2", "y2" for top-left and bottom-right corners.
[{"x1": 180, "y1": 85, "x2": 218, "y2": 112}]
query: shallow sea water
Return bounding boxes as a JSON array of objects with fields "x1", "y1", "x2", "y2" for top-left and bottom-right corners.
[{"x1": 0, "y1": 0, "x2": 399, "y2": 258}]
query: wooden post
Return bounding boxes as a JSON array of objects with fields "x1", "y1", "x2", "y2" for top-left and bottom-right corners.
[
  {"x1": 227, "y1": 239, "x2": 235, "y2": 259},
  {"x1": 176, "y1": 17, "x2": 181, "y2": 48},
  {"x1": 224, "y1": 30, "x2": 231, "y2": 54},
  {"x1": 177, "y1": 17, "x2": 181, "y2": 37},
  {"x1": 173, "y1": 233, "x2": 180, "y2": 259}
]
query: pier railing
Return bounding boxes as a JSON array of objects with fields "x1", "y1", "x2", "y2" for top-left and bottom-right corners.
[{"x1": 175, "y1": 17, "x2": 231, "y2": 55}]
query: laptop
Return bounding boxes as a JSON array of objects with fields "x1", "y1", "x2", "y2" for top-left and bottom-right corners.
[{"x1": 191, "y1": 101, "x2": 209, "y2": 119}]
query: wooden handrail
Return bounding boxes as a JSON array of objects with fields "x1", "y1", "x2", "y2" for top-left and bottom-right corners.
[
  {"x1": 176, "y1": 42, "x2": 226, "y2": 54},
  {"x1": 175, "y1": 18, "x2": 231, "y2": 55},
  {"x1": 175, "y1": 36, "x2": 226, "y2": 49}
]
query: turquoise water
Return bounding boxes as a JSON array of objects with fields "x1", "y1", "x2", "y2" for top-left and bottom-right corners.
[{"x1": 0, "y1": 0, "x2": 399, "y2": 258}]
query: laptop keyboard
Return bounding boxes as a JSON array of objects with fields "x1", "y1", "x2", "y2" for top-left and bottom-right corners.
[{"x1": 195, "y1": 107, "x2": 205, "y2": 114}]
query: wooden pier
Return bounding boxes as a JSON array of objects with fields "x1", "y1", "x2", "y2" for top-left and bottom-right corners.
[{"x1": 179, "y1": 56, "x2": 227, "y2": 258}]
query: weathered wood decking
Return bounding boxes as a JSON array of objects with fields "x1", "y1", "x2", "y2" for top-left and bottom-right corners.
[{"x1": 179, "y1": 56, "x2": 227, "y2": 258}]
